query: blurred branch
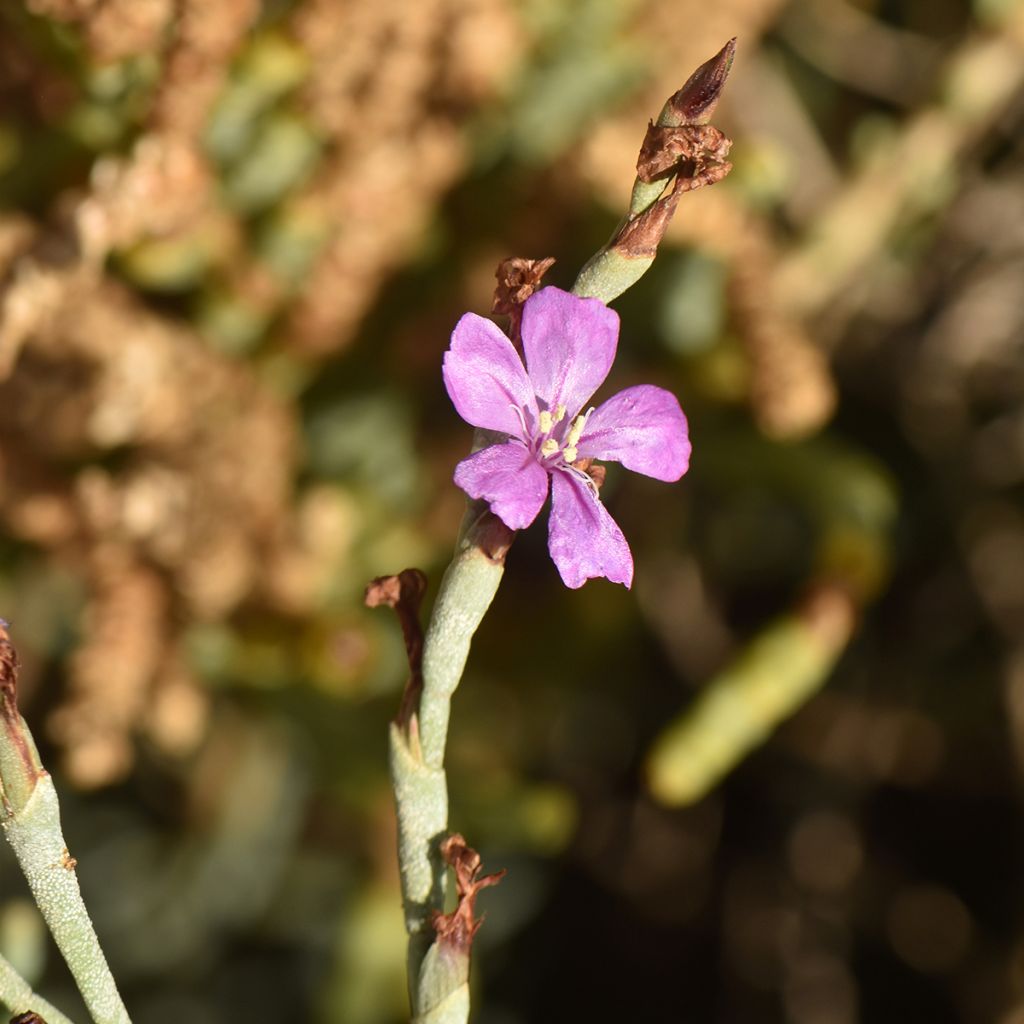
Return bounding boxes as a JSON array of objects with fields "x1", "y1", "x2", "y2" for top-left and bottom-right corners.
[
  {"x1": 778, "y1": 0, "x2": 940, "y2": 106},
  {"x1": 728, "y1": 52, "x2": 842, "y2": 222},
  {"x1": 776, "y1": 9, "x2": 1024, "y2": 318},
  {"x1": 648, "y1": 584, "x2": 857, "y2": 805},
  {"x1": 646, "y1": 437, "x2": 897, "y2": 804},
  {"x1": 669, "y1": 198, "x2": 839, "y2": 438},
  {"x1": 0, "y1": 625, "x2": 131, "y2": 1024},
  {"x1": 0, "y1": 954, "x2": 76, "y2": 1024}
]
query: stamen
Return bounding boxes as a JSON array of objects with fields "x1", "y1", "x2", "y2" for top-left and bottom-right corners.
[
  {"x1": 566, "y1": 412, "x2": 588, "y2": 448},
  {"x1": 540, "y1": 438, "x2": 559, "y2": 457},
  {"x1": 538, "y1": 410, "x2": 554, "y2": 434},
  {"x1": 563, "y1": 445, "x2": 578, "y2": 463},
  {"x1": 554, "y1": 404, "x2": 567, "y2": 424},
  {"x1": 508, "y1": 404, "x2": 529, "y2": 437}
]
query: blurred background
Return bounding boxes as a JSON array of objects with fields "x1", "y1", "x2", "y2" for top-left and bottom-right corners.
[{"x1": 0, "y1": 0, "x2": 1023, "y2": 1021}]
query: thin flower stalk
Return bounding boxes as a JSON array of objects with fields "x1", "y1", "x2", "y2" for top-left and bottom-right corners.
[{"x1": 381, "y1": 40, "x2": 737, "y2": 1024}]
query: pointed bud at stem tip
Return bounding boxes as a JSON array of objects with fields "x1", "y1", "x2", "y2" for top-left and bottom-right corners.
[
  {"x1": 0, "y1": 624, "x2": 45, "y2": 816},
  {"x1": 664, "y1": 37, "x2": 737, "y2": 127},
  {"x1": 573, "y1": 40, "x2": 736, "y2": 303}
]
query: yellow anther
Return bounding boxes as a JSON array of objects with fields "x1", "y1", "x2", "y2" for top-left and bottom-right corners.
[
  {"x1": 563, "y1": 446, "x2": 578, "y2": 464},
  {"x1": 554, "y1": 404, "x2": 567, "y2": 423},
  {"x1": 541, "y1": 438, "x2": 559, "y2": 457},
  {"x1": 538, "y1": 410, "x2": 554, "y2": 434},
  {"x1": 566, "y1": 414, "x2": 587, "y2": 447}
]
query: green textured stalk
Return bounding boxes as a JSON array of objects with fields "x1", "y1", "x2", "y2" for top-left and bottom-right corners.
[
  {"x1": 0, "y1": 628, "x2": 131, "y2": 1024},
  {"x1": 3, "y1": 777, "x2": 131, "y2": 1024},
  {"x1": 389, "y1": 510, "x2": 505, "y2": 1023},
  {"x1": 0, "y1": 951, "x2": 77, "y2": 1024},
  {"x1": 418, "y1": 533, "x2": 507, "y2": 772}
]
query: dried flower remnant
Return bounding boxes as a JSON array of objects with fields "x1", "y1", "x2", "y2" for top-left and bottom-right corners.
[
  {"x1": 573, "y1": 40, "x2": 736, "y2": 303},
  {"x1": 492, "y1": 256, "x2": 556, "y2": 346},
  {"x1": 611, "y1": 40, "x2": 736, "y2": 263},
  {"x1": 636, "y1": 124, "x2": 733, "y2": 186},
  {"x1": 432, "y1": 833, "x2": 506, "y2": 954},
  {"x1": 444, "y1": 287, "x2": 691, "y2": 588}
]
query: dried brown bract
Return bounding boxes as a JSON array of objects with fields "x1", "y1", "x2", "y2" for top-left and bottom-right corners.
[
  {"x1": 637, "y1": 124, "x2": 732, "y2": 185},
  {"x1": 0, "y1": 623, "x2": 17, "y2": 695},
  {"x1": 493, "y1": 256, "x2": 556, "y2": 314},
  {"x1": 611, "y1": 165, "x2": 730, "y2": 261},
  {"x1": 365, "y1": 569, "x2": 428, "y2": 731},
  {"x1": 464, "y1": 507, "x2": 516, "y2": 565},
  {"x1": 608, "y1": 40, "x2": 735, "y2": 263},
  {"x1": 432, "y1": 833, "x2": 506, "y2": 954}
]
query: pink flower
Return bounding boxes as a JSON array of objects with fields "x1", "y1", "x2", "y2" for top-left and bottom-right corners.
[{"x1": 443, "y1": 287, "x2": 691, "y2": 588}]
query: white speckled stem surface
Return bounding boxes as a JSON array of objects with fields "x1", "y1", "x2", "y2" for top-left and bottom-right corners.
[{"x1": 3, "y1": 775, "x2": 131, "y2": 1024}]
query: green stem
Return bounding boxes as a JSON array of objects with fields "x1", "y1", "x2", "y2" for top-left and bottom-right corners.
[
  {"x1": 418, "y1": 526, "x2": 507, "y2": 772},
  {"x1": 2, "y1": 776, "x2": 131, "y2": 1024},
  {"x1": 389, "y1": 508, "x2": 506, "y2": 1023},
  {"x1": 0, "y1": 951, "x2": 78, "y2": 1024},
  {"x1": 387, "y1": 43, "x2": 738, "y2": 1019}
]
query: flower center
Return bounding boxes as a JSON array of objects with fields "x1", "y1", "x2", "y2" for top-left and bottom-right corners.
[{"x1": 537, "y1": 407, "x2": 590, "y2": 465}]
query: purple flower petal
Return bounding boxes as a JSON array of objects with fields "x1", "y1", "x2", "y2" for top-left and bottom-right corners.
[
  {"x1": 576, "y1": 384, "x2": 691, "y2": 482},
  {"x1": 443, "y1": 313, "x2": 537, "y2": 437},
  {"x1": 454, "y1": 442, "x2": 549, "y2": 530},
  {"x1": 521, "y1": 288, "x2": 619, "y2": 419},
  {"x1": 547, "y1": 470, "x2": 633, "y2": 589}
]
